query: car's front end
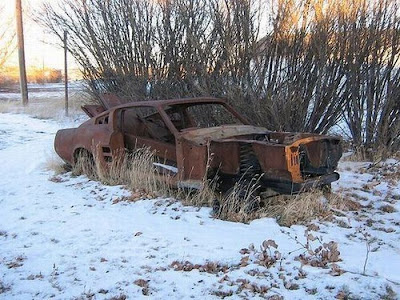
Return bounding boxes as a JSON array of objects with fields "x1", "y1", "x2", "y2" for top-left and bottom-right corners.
[{"x1": 178, "y1": 126, "x2": 342, "y2": 194}]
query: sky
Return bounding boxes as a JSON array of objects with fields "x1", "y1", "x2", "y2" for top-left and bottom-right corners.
[{"x1": 1, "y1": 0, "x2": 74, "y2": 70}]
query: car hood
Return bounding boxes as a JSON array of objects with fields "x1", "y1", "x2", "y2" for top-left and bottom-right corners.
[
  {"x1": 178, "y1": 125, "x2": 270, "y2": 145},
  {"x1": 178, "y1": 125, "x2": 340, "y2": 146}
]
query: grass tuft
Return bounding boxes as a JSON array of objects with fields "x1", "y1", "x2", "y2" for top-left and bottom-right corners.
[{"x1": 44, "y1": 153, "x2": 69, "y2": 175}]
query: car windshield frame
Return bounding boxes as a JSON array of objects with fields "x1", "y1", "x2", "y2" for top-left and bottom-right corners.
[{"x1": 160, "y1": 101, "x2": 249, "y2": 132}]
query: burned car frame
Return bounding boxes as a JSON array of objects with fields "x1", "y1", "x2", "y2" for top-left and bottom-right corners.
[{"x1": 55, "y1": 97, "x2": 342, "y2": 194}]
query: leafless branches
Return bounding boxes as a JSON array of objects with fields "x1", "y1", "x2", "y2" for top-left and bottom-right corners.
[
  {"x1": 38, "y1": 0, "x2": 400, "y2": 156},
  {"x1": 0, "y1": 5, "x2": 16, "y2": 70}
]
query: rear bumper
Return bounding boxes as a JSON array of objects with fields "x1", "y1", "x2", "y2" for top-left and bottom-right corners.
[{"x1": 261, "y1": 172, "x2": 340, "y2": 194}]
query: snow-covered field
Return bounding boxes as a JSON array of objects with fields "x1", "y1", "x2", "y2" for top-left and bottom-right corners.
[{"x1": 0, "y1": 112, "x2": 399, "y2": 299}]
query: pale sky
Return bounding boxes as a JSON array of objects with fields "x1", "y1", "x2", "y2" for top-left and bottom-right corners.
[{"x1": 1, "y1": 0, "x2": 74, "y2": 70}]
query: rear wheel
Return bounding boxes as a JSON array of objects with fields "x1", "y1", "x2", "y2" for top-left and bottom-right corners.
[{"x1": 73, "y1": 148, "x2": 96, "y2": 177}]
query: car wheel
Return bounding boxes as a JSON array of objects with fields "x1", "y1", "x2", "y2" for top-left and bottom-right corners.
[{"x1": 74, "y1": 148, "x2": 96, "y2": 177}]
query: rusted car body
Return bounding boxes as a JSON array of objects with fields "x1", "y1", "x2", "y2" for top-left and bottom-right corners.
[{"x1": 55, "y1": 97, "x2": 342, "y2": 194}]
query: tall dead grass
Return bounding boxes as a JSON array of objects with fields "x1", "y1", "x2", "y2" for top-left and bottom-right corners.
[
  {"x1": 214, "y1": 178, "x2": 262, "y2": 223},
  {"x1": 59, "y1": 147, "x2": 358, "y2": 226},
  {"x1": 72, "y1": 148, "x2": 172, "y2": 198},
  {"x1": 264, "y1": 191, "x2": 328, "y2": 227},
  {"x1": 0, "y1": 93, "x2": 86, "y2": 119},
  {"x1": 213, "y1": 185, "x2": 361, "y2": 226}
]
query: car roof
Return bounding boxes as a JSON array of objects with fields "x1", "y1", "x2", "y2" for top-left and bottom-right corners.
[{"x1": 111, "y1": 97, "x2": 227, "y2": 111}]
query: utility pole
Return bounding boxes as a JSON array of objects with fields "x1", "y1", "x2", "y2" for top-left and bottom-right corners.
[
  {"x1": 16, "y1": 0, "x2": 28, "y2": 106},
  {"x1": 64, "y1": 31, "x2": 68, "y2": 116}
]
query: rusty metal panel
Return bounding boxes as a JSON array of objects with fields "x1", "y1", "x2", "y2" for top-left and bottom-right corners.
[
  {"x1": 176, "y1": 138, "x2": 207, "y2": 181},
  {"x1": 209, "y1": 141, "x2": 240, "y2": 175},
  {"x1": 81, "y1": 105, "x2": 106, "y2": 117},
  {"x1": 54, "y1": 96, "x2": 342, "y2": 194}
]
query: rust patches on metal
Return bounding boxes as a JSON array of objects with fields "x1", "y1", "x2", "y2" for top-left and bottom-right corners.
[{"x1": 55, "y1": 96, "x2": 342, "y2": 194}]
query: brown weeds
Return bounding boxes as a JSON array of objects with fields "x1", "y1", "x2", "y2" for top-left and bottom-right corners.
[
  {"x1": 0, "y1": 93, "x2": 86, "y2": 119},
  {"x1": 65, "y1": 146, "x2": 362, "y2": 226}
]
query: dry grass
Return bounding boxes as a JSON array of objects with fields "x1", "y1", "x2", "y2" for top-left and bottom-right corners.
[
  {"x1": 212, "y1": 186, "x2": 363, "y2": 226},
  {"x1": 343, "y1": 146, "x2": 397, "y2": 163},
  {"x1": 256, "y1": 191, "x2": 328, "y2": 227},
  {"x1": 327, "y1": 193, "x2": 361, "y2": 211},
  {"x1": 72, "y1": 148, "x2": 172, "y2": 198},
  {"x1": 71, "y1": 147, "x2": 223, "y2": 205},
  {"x1": 126, "y1": 150, "x2": 172, "y2": 196},
  {"x1": 278, "y1": 192, "x2": 328, "y2": 226},
  {"x1": 179, "y1": 179, "x2": 218, "y2": 207},
  {"x1": 379, "y1": 204, "x2": 397, "y2": 213},
  {"x1": 44, "y1": 153, "x2": 68, "y2": 175},
  {"x1": 0, "y1": 93, "x2": 86, "y2": 119},
  {"x1": 61, "y1": 147, "x2": 360, "y2": 226},
  {"x1": 71, "y1": 149, "x2": 98, "y2": 179},
  {"x1": 214, "y1": 178, "x2": 262, "y2": 223}
]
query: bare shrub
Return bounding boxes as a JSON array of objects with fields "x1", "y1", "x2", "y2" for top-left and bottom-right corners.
[
  {"x1": 0, "y1": 5, "x2": 15, "y2": 72},
  {"x1": 339, "y1": 0, "x2": 400, "y2": 158},
  {"x1": 38, "y1": 0, "x2": 260, "y2": 106},
  {"x1": 243, "y1": 240, "x2": 281, "y2": 268},
  {"x1": 39, "y1": 0, "x2": 400, "y2": 156},
  {"x1": 284, "y1": 229, "x2": 342, "y2": 269}
]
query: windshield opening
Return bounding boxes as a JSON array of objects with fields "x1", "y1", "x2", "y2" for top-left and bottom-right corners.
[{"x1": 163, "y1": 103, "x2": 244, "y2": 131}]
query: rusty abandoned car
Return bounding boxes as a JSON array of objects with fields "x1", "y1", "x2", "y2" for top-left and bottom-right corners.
[{"x1": 54, "y1": 97, "x2": 342, "y2": 195}]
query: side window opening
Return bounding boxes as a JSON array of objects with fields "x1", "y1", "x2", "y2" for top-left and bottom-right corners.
[
  {"x1": 120, "y1": 107, "x2": 175, "y2": 144},
  {"x1": 96, "y1": 114, "x2": 109, "y2": 125}
]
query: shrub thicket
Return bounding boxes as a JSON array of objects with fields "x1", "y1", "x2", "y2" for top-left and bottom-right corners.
[{"x1": 40, "y1": 0, "x2": 400, "y2": 158}]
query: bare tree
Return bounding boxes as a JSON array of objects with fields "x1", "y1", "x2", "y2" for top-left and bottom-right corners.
[
  {"x1": 38, "y1": 0, "x2": 400, "y2": 156},
  {"x1": 339, "y1": 0, "x2": 400, "y2": 158},
  {"x1": 0, "y1": 5, "x2": 16, "y2": 70},
  {"x1": 38, "y1": 0, "x2": 260, "y2": 100}
]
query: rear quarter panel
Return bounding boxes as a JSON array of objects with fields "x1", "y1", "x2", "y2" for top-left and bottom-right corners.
[
  {"x1": 54, "y1": 123, "x2": 114, "y2": 165},
  {"x1": 54, "y1": 128, "x2": 77, "y2": 164}
]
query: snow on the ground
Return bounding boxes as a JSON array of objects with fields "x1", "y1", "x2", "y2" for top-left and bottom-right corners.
[{"x1": 0, "y1": 112, "x2": 399, "y2": 299}]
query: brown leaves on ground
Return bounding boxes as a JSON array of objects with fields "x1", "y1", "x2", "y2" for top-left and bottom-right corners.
[
  {"x1": 5, "y1": 255, "x2": 25, "y2": 269},
  {"x1": 133, "y1": 279, "x2": 150, "y2": 296},
  {"x1": 170, "y1": 261, "x2": 230, "y2": 274},
  {"x1": 48, "y1": 176, "x2": 67, "y2": 183},
  {"x1": 112, "y1": 190, "x2": 158, "y2": 204},
  {"x1": 379, "y1": 204, "x2": 397, "y2": 213}
]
